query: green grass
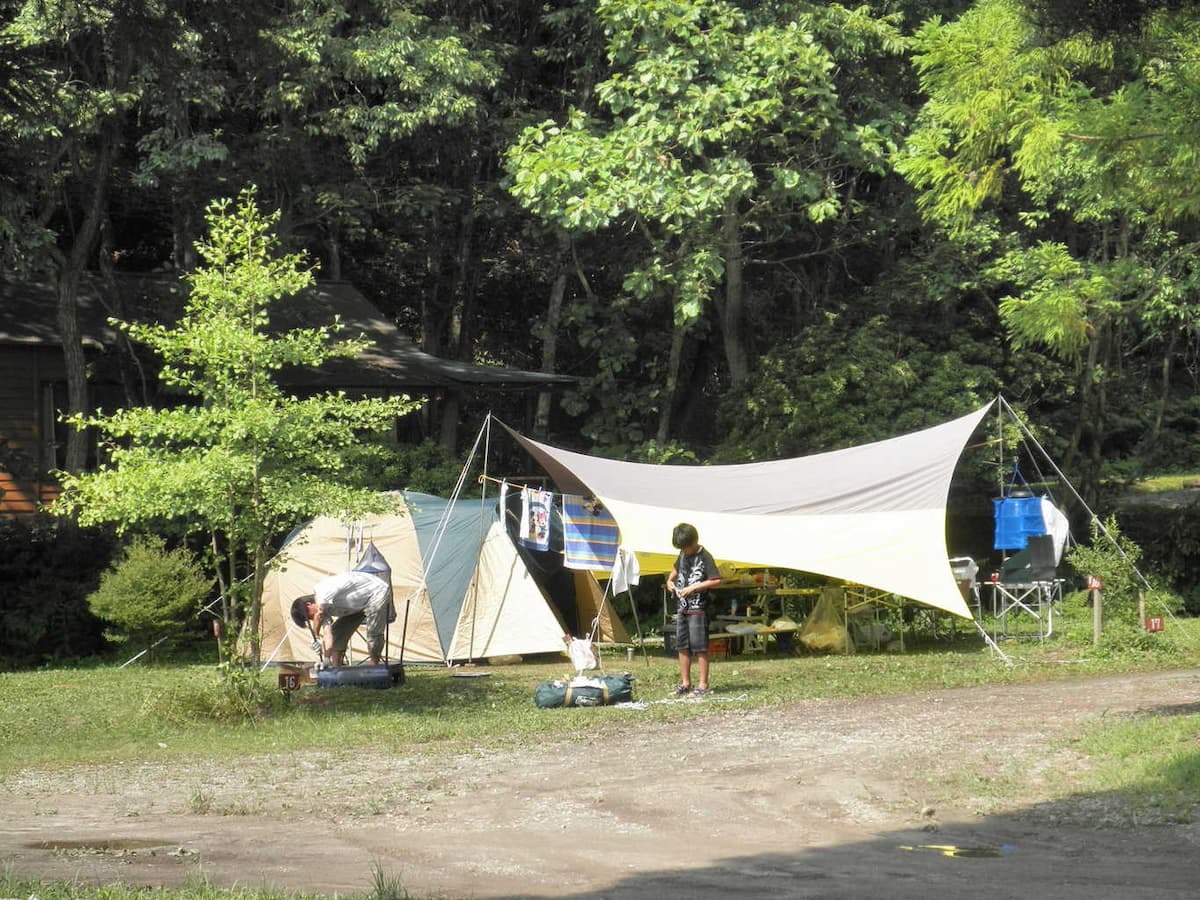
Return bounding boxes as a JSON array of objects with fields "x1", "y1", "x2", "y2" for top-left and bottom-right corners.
[
  {"x1": 0, "y1": 874, "x2": 325, "y2": 900},
  {"x1": 1057, "y1": 705, "x2": 1200, "y2": 823},
  {"x1": 0, "y1": 863, "x2": 431, "y2": 900},
  {"x1": 3, "y1": 617, "x2": 1199, "y2": 773},
  {"x1": 1128, "y1": 471, "x2": 1200, "y2": 493}
]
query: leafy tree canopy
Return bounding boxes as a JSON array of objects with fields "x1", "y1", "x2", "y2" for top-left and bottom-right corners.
[{"x1": 54, "y1": 188, "x2": 419, "y2": 658}]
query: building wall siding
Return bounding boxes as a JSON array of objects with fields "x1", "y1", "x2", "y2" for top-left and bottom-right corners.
[{"x1": 0, "y1": 347, "x2": 65, "y2": 516}]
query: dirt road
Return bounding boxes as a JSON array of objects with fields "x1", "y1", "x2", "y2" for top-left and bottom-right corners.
[{"x1": 2, "y1": 669, "x2": 1199, "y2": 898}]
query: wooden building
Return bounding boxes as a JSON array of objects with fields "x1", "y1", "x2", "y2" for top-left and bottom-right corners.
[{"x1": 0, "y1": 276, "x2": 572, "y2": 518}]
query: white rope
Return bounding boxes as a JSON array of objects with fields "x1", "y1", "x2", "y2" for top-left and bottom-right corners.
[{"x1": 259, "y1": 630, "x2": 292, "y2": 671}]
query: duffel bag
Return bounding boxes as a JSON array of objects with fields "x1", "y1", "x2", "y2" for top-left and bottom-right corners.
[{"x1": 534, "y1": 673, "x2": 634, "y2": 708}]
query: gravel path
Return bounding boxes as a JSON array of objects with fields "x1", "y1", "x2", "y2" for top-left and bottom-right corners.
[{"x1": 2, "y1": 668, "x2": 1199, "y2": 898}]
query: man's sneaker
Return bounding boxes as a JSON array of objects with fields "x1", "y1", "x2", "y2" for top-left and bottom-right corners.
[
  {"x1": 690, "y1": 687, "x2": 710, "y2": 698},
  {"x1": 670, "y1": 684, "x2": 692, "y2": 697}
]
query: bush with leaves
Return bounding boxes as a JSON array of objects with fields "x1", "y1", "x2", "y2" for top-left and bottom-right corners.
[
  {"x1": 87, "y1": 536, "x2": 213, "y2": 659},
  {"x1": 0, "y1": 516, "x2": 112, "y2": 668},
  {"x1": 1065, "y1": 516, "x2": 1149, "y2": 622},
  {"x1": 1058, "y1": 589, "x2": 1182, "y2": 658}
]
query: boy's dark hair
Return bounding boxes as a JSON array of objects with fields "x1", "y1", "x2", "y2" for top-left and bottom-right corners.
[
  {"x1": 672, "y1": 523, "x2": 699, "y2": 549},
  {"x1": 290, "y1": 595, "x2": 314, "y2": 629}
]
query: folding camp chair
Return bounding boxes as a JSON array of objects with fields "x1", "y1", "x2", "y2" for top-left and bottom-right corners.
[{"x1": 991, "y1": 535, "x2": 1063, "y2": 640}]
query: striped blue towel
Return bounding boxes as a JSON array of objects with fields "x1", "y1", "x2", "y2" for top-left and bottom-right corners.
[{"x1": 562, "y1": 495, "x2": 619, "y2": 571}]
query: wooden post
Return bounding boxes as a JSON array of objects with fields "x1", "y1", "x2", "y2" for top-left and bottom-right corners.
[
  {"x1": 1087, "y1": 575, "x2": 1104, "y2": 647},
  {"x1": 1137, "y1": 590, "x2": 1146, "y2": 624}
]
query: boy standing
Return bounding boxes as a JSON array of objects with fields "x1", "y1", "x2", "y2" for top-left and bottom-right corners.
[{"x1": 665, "y1": 523, "x2": 722, "y2": 696}]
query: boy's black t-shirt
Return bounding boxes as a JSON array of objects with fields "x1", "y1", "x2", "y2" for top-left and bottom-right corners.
[{"x1": 675, "y1": 547, "x2": 719, "y2": 613}]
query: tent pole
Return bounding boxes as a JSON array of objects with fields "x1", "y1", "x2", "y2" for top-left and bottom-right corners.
[
  {"x1": 468, "y1": 413, "x2": 493, "y2": 664},
  {"x1": 626, "y1": 585, "x2": 650, "y2": 668},
  {"x1": 397, "y1": 587, "x2": 412, "y2": 670},
  {"x1": 996, "y1": 392, "x2": 1005, "y2": 500}
]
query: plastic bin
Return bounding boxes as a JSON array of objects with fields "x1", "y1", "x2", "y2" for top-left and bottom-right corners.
[{"x1": 993, "y1": 496, "x2": 1046, "y2": 550}]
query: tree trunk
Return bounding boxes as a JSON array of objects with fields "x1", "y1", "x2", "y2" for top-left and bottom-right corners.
[
  {"x1": 1152, "y1": 329, "x2": 1178, "y2": 443},
  {"x1": 54, "y1": 131, "x2": 116, "y2": 474},
  {"x1": 1064, "y1": 331, "x2": 1102, "y2": 476},
  {"x1": 718, "y1": 199, "x2": 749, "y2": 388},
  {"x1": 657, "y1": 319, "x2": 688, "y2": 444},
  {"x1": 535, "y1": 230, "x2": 571, "y2": 438},
  {"x1": 247, "y1": 540, "x2": 268, "y2": 666},
  {"x1": 439, "y1": 390, "x2": 461, "y2": 452},
  {"x1": 437, "y1": 170, "x2": 480, "y2": 454},
  {"x1": 54, "y1": 271, "x2": 90, "y2": 475}
]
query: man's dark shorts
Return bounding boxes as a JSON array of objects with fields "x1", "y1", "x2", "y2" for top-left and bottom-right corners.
[{"x1": 675, "y1": 611, "x2": 708, "y2": 654}]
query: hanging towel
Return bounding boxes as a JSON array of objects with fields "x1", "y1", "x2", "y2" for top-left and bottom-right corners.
[
  {"x1": 562, "y1": 495, "x2": 620, "y2": 570},
  {"x1": 611, "y1": 545, "x2": 641, "y2": 594},
  {"x1": 519, "y1": 487, "x2": 553, "y2": 550}
]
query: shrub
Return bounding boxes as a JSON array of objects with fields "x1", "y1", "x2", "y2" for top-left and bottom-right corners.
[
  {"x1": 144, "y1": 665, "x2": 287, "y2": 724},
  {"x1": 87, "y1": 535, "x2": 213, "y2": 658},
  {"x1": 1065, "y1": 516, "x2": 1147, "y2": 621},
  {"x1": 0, "y1": 516, "x2": 113, "y2": 668},
  {"x1": 1059, "y1": 589, "x2": 1182, "y2": 657}
]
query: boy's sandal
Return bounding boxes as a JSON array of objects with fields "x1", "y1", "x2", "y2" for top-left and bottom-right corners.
[
  {"x1": 670, "y1": 684, "x2": 692, "y2": 697},
  {"x1": 690, "y1": 687, "x2": 710, "y2": 697}
]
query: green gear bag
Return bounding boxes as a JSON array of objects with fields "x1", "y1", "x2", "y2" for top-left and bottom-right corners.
[{"x1": 534, "y1": 673, "x2": 634, "y2": 708}]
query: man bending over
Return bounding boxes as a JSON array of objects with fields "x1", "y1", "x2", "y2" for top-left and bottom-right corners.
[{"x1": 291, "y1": 571, "x2": 391, "y2": 667}]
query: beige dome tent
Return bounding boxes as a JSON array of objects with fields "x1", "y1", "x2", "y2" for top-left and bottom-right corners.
[{"x1": 260, "y1": 492, "x2": 627, "y2": 665}]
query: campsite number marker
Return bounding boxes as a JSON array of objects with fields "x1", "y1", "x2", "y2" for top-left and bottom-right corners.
[
  {"x1": 1145, "y1": 616, "x2": 1164, "y2": 633},
  {"x1": 278, "y1": 672, "x2": 301, "y2": 692}
]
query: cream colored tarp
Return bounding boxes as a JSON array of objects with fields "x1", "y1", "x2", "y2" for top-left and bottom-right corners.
[{"x1": 506, "y1": 403, "x2": 994, "y2": 619}]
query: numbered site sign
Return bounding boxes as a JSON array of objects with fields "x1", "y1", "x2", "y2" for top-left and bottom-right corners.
[
  {"x1": 1086, "y1": 575, "x2": 1104, "y2": 591},
  {"x1": 1145, "y1": 616, "x2": 1164, "y2": 633},
  {"x1": 278, "y1": 671, "x2": 301, "y2": 691}
]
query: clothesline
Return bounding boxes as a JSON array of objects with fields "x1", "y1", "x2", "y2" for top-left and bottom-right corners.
[
  {"x1": 478, "y1": 473, "x2": 550, "y2": 493},
  {"x1": 479, "y1": 477, "x2": 641, "y2": 595}
]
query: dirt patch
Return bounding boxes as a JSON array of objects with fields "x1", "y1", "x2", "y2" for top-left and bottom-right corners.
[{"x1": 2, "y1": 669, "x2": 1199, "y2": 898}]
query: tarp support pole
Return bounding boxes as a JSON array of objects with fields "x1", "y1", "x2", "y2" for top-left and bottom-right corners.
[
  {"x1": 467, "y1": 414, "x2": 494, "y2": 664},
  {"x1": 625, "y1": 586, "x2": 651, "y2": 667},
  {"x1": 118, "y1": 636, "x2": 169, "y2": 669}
]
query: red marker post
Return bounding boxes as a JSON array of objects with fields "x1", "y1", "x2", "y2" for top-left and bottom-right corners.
[{"x1": 1087, "y1": 576, "x2": 1103, "y2": 647}]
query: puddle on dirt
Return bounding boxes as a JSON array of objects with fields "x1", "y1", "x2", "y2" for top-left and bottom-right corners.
[
  {"x1": 27, "y1": 838, "x2": 171, "y2": 851},
  {"x1": 899, "y1": 844, "x2": 1013, "y2": 859}
]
